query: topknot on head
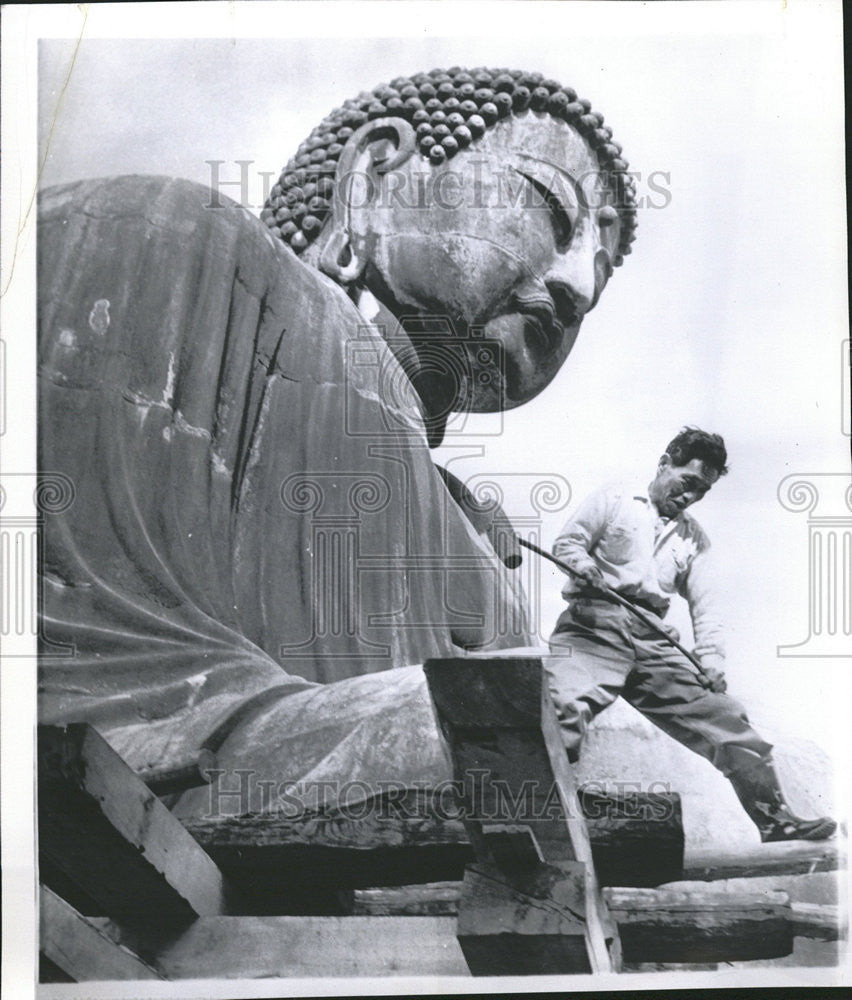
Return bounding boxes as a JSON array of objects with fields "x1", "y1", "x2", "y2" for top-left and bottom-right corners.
[{"x1": 262, "y1": 67, "x2": 638, "y2": 264}]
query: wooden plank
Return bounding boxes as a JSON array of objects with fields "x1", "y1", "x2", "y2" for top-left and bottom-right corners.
[
  {"x1": 93, "y1": 890, "x2": 828, "y2": 979},
  {"x1": 353, "y1": 882, "x2": 841, "y2": 954},
  {"x1": 39, "y1": 724, "x2": 229, "y2": 932},
  {"x1": 136, "y1": 749, "x2": 218, "y2": 796},
  {"x1": 40, "y1": 887, "x2": 163, "y2": 982},
  {"x1": 578, "y1": 788, "x2": 683, "y2": 888},
  {"x1": 74, "y1": 893, "x2": 825, "y2": 979},
  {"x1": 424, "y1": 656, "x2": 542, "y2": 728},
  {"x1": 354, "y1": 882, "x2": 842, "y2": 941},
  {"x1": 604, "y1": 887, "x2": 793, "y2": 963},
  {"x1": 790, "y1": 902, "x2": 844, "y2": 942},
  {"x1": 681, "y1": 840, "x2": 842, "y2": 882},
  {"x1": 353, "y1": 882, "x2": 462, "y2": 916},
  {"x1": 456, "y1": 861, "x2": 591, "y2": 975},
  {"x1": 539, "y1": 680, "x2": 621, "y2": 972},
  {"x1": 183, "y1": 786, "x2": 472, "y2": 908},
  {"x1": 39, "y1": 954, "x2": 76, "y2": 984},
  {"x1": 183, "y1": 791, "x2": 469, "y2": 850},
  {"x1": 148, "y1": 916, "x2": 469, "y2": 978},
  {"x1": 424, "y1": 656, "x2": 620, "y2": 974},
  {"x1": 183, "y1": 787, "x2": 683, "y2": 902},
  {"x1": 424, "y1": 660, "x2": 577, "y2": 869}
]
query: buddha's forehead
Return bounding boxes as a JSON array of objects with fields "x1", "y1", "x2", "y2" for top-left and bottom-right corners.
[{"x1": 472, "y1": 113, "x2": 602, "y2": 178}]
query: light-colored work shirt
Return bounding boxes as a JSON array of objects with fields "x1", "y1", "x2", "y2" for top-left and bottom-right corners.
[{"x1": 552, "y1": 481, "x2": 725, "y2": 664}]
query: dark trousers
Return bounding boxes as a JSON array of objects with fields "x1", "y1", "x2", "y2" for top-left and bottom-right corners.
[{"x1": 546, "y1": 600, "x2": 772, "y2": 776}]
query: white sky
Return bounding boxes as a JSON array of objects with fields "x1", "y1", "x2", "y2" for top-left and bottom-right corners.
[{"x1": 2, "y1": 2, "x2": 850, "y2": 995}]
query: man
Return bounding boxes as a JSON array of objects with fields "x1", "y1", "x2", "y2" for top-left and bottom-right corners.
[
  {"x1": 546, "y1": 428, "x2": 835, "y2": 842},
  {"x1": 38, "y1": 67, "x2": 632, "y2": 778}
]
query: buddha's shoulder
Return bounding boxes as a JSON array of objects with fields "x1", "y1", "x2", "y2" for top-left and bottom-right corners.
[{"x1": 38, "y1": 174, "x2": 360, "y2": 326}]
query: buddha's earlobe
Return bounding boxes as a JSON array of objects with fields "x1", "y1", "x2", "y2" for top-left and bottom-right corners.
[
  {"x1": 319, "y1": 117, "x2": 416, "y2": 285},
  {"x1": 319, "y1": 228, "x2": 364, "y2": 283}
]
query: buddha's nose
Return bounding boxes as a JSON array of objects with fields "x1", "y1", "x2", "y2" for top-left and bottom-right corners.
[{"x1": 543, "y1": 231, "x2": 600, "y2": 321}]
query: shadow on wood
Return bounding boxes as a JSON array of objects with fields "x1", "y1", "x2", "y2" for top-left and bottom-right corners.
[
  {"x1": 604, "y1": 887, "x2": 793, "y2": 963},
  {"x1": 457, "y1": 861, "x2": 591, "y2": 975},
  {"x1": 38, "y1": 725, "x2": 230, "y2": 935}
]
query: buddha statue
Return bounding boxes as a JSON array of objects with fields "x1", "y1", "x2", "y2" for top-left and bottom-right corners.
[{"x1": 38, "y1": 68, "x2": 635, "y2": 795}]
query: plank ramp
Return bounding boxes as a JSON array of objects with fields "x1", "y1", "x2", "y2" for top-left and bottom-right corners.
[
  {"x1": 39, "y1": 724, "x2": 229, "y2": 932},
  {"x1": 40, "y1": 888, "x2": 163, "y2": 982}
]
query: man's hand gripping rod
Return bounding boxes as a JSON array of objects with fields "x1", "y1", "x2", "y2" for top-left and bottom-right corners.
[{"x1": 517, "y1": 536, "x2": 712, "y2": 685}]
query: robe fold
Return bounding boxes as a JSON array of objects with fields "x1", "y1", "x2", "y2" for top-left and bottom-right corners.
[{"x1": 37, "y1": 175, "x2": 529, "y2": 771}]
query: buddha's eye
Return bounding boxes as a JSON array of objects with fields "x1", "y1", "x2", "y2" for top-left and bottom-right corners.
[{"x1": 517, "y1": 171, "x2": 575, "y2": 248}]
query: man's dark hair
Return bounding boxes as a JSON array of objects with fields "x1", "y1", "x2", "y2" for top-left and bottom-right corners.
[{"x1": 665, "y1": 427, "x2": 729, "y2": 476}]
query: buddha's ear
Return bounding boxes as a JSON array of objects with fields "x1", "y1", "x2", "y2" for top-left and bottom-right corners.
[{"x1": 319, "y1": 117, "x2": 416, "y2": 284}]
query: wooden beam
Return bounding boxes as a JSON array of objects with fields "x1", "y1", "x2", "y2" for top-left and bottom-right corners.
[
  {"x1": 354, "y1": 881, "x2": 843, "y2": 946},
  {"x1": 423, "y1": 657, "x2": 578, "y2": 867},
  {"x1": 82, "y1": 898, "x2": 834, "y2": 979},
  {"x1": 425, "y1": 655, "x2": 544, "y2": 728},
  {"x1": 39, "y1": 724, "x2": 229, "y2": 932},
  {"x1": 145, "y1": 915, "x2": 469, "y2": 978},
  {"x1": 538, "y1": 691, "x2": 622, "y2": 971},
  {"x1": 353, "y1": 882, "x2": 462, "y2": 916},
  {"x1": 183, "y1": 787, "x2": 684, "y2": 904},
  {"x1": 136, "y1": 748, "x2": 218, "y2": 796},
  {"x1": 183, "y1": 792, "x2": 473, "y2": 910},
  {"x1": 681, "y1": 840, "x2": 842, "y2": 882},
  {"x1": 604, "y1": 887, "x2": 792, "y2": 963},
  {"x1": 424, "y1": 656, "x2": 621, "y2": 974},
  {"x1": 456, "y1": 861, "x2": 591, "y2": 975},
  {"x1": 63, "y1": 894, "x2": 835, "y2": 980},
  {"x1": 578, "y1": 788, "x2": 683, "y2": 888},
  {"x1": 40, "y1": 887, "x2": 163, "y2": 982},
  {"x1": 790, "y1": 902, "x2": 845, "y2": 942}
]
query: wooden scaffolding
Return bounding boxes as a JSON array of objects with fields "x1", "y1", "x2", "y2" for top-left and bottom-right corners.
[{"x1": 38, "y1": 655, "x2": 843, "y2": 981}]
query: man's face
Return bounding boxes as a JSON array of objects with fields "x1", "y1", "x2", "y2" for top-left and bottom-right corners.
[
  {"x1": 649, "y1": 456, "x2": 720, "y2": 519},
  {"x1": 352, "y1": 114, "x2": 622, "y2": 411}
]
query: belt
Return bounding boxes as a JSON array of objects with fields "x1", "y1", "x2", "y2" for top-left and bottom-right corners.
[{"x1": 572, "y1": 589, "x2": 668, "y2": 618}]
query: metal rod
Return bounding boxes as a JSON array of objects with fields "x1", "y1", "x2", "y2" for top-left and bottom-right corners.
[{"x1": 517, "y1": 536, "x2": 710, "y2": 682}]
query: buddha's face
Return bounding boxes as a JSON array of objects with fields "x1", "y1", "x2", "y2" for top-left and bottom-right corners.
[{"x1": 349, "y1": 114, "x2": 623, "y2": 412}]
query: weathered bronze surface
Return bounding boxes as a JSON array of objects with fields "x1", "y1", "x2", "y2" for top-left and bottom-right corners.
[{"x1": 38, "y1": 69, "x2": 630, "y2": 781}]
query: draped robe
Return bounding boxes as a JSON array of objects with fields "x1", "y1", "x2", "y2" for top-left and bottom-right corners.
[{"x1": 37, "y1": 176, "x2": 530, "y2": 776}]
